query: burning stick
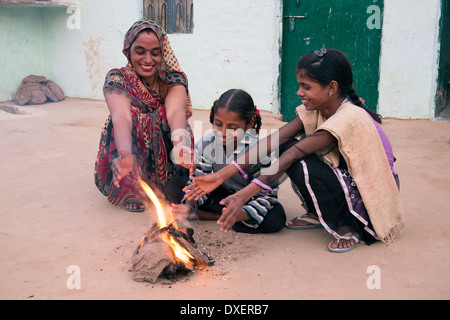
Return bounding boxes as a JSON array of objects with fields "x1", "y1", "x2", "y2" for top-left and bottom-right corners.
[{"x1": 131, "y1": 179, "x2": 213, "y2": 283}]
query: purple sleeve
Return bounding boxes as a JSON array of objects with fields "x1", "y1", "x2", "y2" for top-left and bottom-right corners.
[{"x1": 370, "y1": 118, "x2": 397, "y2": 175}]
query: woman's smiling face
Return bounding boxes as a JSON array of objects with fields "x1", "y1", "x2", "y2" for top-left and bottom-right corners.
[
  {"x1": 296, "y1": 69, "x2": 330, "y2": 112},
  {"x1": 129, "y1": 31, "x2": 162, "y2": 83}
]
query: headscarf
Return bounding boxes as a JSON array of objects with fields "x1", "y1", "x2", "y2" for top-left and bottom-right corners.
[
  {"x1": 117, "y1": 19, "x2": 192, "y2": 119},
  {"x1": 122, "y1": 19, "x2": 188, "y2": 88}
]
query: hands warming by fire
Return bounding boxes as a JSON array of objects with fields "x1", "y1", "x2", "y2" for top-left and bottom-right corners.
[
  {"x1": 183, "y1": 175, "x2": 254, "y2": 233},
  {"x1": 111, "y1": 149, "x2": 137, "y2": 188},
  {"x1": 171, "y1": 144, "x2": 196, "y2": 176},
  {"x1": 183, "y1": 173, "x2": 224, "y2": 201},
  {"x1": 184, "y1": 173, "x2": 264, "y2": 232},
  {"x1": 111, "y1": 149, "x2": 254, "y2": 233},
  {"x1": 113, "y1": 147, "x2": 195, "y2": 189},
  {"x1": 218, "y1": 193, "x2": 252, "y2": 233}
]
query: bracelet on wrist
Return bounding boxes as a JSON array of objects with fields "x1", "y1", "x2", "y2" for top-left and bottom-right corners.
[
  {"x1": 231, "y1": 160, "x2": 248, "y2": 180},
  {"x1": 186, "y1": 202, "x2": 198, "y2": 214},
  {"x1": 181, "y1": 196, "x2": 198, "y2": 214},
  {"x1": 251, "y1": 178, "x2": 273, "y2": 196}
]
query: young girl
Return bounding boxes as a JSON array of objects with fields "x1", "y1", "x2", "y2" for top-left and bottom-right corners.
[
  {"x1": 184, "y1": 49, "x2": 404, "y2": 252},
  {"x1": 172, "y1": 89, "x2": 286, "y2": 234}
]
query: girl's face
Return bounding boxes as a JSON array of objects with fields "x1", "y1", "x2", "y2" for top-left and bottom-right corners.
[
  {"x1": 296, "y1": 70, "x2": 330, "y2": 112},
  {"x1": 129, "y1": 31, "x2": 162, "y2": 83},
  {"x1": 212, "y1": 108, "x2": 253, "y2": 148}
]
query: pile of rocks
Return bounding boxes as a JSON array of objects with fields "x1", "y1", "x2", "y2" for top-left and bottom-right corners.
[{"x1": 14, "y1": 75, "x2": 65, "y2": 105}]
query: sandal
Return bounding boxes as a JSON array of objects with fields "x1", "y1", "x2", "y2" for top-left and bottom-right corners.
[
  {"x1": 327, "y1": 232, "x2": 356, "y2": 253},
  {"x1": 121, "y1": 199, "x2": 145, "y2": 212},
  {"x1": 285, "y1": 213, "x2": 323, "y2": 230}
]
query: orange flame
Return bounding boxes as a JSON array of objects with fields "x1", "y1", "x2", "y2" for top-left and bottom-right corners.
[
  {"x1": 138, "y1": 178, "x2": 192, "y2": 263},
  {"x1": 138, "y1": 178, "x2": 169, "y2": 228},
  {"x1": 167, "y1": 235, "x2": 194, "y2": 263}
]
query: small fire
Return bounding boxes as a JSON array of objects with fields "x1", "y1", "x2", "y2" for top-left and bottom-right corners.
[
  {"x1": 168, "y1": 235, "x2": 194, "y2": 263},
  {"x1": 138, "y1": 178, "x2": 193, "y2": 263},
  {"x1": 138, "y1": 178, "x2": 171, "y2": 229}
]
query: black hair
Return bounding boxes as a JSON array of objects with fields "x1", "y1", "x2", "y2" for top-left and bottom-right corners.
[
  {"x1": 209, "y1": 89, "x2": 262, "y2": 133},
  {"x1": 296, "y1": 48, "x2": 382, "y2": 123}
]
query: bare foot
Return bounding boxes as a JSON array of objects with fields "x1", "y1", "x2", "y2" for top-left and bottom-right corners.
[
  {"x1": 328, "y1": 237, "x2": 355, "y2": 250},
  {"x1": 121, "y1": 199, "x2": 145, "y2": 212},
  {"x1": 328, "y1": 226, "x2": 356, "y2": 252}
]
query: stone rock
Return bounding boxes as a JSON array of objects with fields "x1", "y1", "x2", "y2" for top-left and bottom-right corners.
[
  {"x1": 14, "y1": 75, "x2": 65, "y2": 105},
  {"x1": 47, "y1": 80, "x2": 65, "y2": 101},
  {"x1": 131, "y1": 240, "x2": 175, "y2": 283},
  {"x1": 23, "y1": 75, "x2": 47, "y2": 83}
]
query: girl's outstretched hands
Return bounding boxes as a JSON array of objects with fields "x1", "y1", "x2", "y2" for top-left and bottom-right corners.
[
  {"x1": 182, "y1": 173, "x2": 224, "y2": 201},
  {"x1": 217, "y1": 182, "x2": 263, "y2": 232},
  {"x1": 217, "y1": 192, "x2": 250, "y2": 233}
]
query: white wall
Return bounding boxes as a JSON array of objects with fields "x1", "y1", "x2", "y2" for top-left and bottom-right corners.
[
  {"x1": 0, "y1": 6, "x2": 46, "y2": 100},
  {"x1": 0, "y1": 0, "x2": 282, "y2": 113},
  {"x1": 378, "y1": 0, "x2": 442, "y2": 119},
  {"x1": 170, "y1": 0, "x2": 282, "y2": 112},
  {"x1": 41, "y1": 0, "x2": 143, "y2": 100},
  {"x1": 1, "y1": 0, "x2": 443, "y2": 119},
  {"x1": 0, "y1": 0, "x2": 142, "y2": 101}
]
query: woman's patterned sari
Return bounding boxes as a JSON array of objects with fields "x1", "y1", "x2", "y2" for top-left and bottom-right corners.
[{"x1": 94, "y1": 20, "x2": 193, "y2": 208}]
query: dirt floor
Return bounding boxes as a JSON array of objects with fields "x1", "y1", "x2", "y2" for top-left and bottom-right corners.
[{"x1": 1, "y1": 97, "x2": 449, "y2": 300}]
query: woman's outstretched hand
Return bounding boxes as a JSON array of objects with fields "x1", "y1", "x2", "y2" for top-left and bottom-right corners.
[
  {"x1": 172, "y1": 144, "x2": 195, "y2": 175},
  {"x1": 111, "y1": 149, "x2": 136, "y2": 187},
  {"x1": 182, "y1": 173, "x2": 224, "y2": 201}
]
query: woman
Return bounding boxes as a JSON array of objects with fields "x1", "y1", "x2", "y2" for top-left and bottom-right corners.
[
  {"x1": 94, "y1": 19, "x2": 194, "y2": 212},
  {"x1": 184, "y1": 48, "x2": 404, "y2": 252}
]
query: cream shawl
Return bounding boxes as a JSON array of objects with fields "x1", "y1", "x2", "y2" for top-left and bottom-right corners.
[{"x1": 296, "y1": 102, "x2": 404, "y2": 243}]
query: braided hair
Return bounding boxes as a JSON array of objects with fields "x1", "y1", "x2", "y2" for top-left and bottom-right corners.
[
  {"x1": 297, "y1": 48, "x2": 382, "y2": 123},
  {"x1": 209, "y1": 89, "x2": 262, "y2": 133}
]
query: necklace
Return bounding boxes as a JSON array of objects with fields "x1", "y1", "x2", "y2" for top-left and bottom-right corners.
[{"x1": 152, "y1": 76, "x2": 159, "y2": 91}]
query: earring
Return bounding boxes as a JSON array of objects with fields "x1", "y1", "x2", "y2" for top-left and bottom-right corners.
[{"x1": 329, "y1": 92, "x2": 333, "y2": 97}]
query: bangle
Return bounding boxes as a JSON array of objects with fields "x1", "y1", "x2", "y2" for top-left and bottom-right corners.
[
  {"x1": 187, "y1": 202, "x2": 198, "y2": 214},
  {"x1": 181, "y1": 196, "x2": 198, "y2": 214},
  {"x1": 231, "y1": 160, "x2": 248, "y2": 180},
  {"x1": 251, "y1": 178, "x2": 273, "y2": 195}
]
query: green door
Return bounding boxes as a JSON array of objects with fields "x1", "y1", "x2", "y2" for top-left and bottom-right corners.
[
  {"x1": 280, "y1": 0, "x2": 383, "y2": 121},
  {"x1": 436, "y1": 0, "x2": 450, "y2": 116}
]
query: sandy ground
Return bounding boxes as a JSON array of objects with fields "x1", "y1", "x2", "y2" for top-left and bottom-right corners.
[{"x1": 1, "y1": 97, "x2": 449, "y2": 300}]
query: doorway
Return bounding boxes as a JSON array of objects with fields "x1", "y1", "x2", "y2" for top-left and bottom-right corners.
[
  {"x1": 280, "y1": 0, "x2": 384, "y2": 121},
  {"x1": 436, "y1": 0, "x2": 450, "y2": 120}
]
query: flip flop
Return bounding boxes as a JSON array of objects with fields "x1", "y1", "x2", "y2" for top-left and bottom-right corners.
[
  {"x1": 285, "y1": 213, "x2": 323, "y2": 230},
  {"x1": 327, "y1": 232, "x2": 356, "y2": 253},
  {"x1": 121, "y1": 199, "x2": 145, "y2": 212}
]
